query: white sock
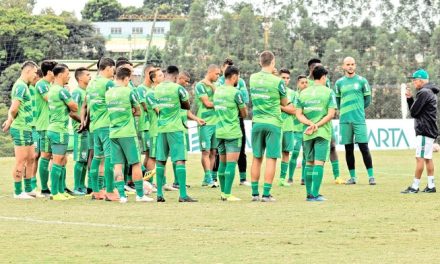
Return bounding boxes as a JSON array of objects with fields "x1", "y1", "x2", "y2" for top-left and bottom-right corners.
[
  {"x1": 411, "y1": 178, "x2": 421, "y2": 189},
  {"x1": 428, "y1": 176, "x2": 435, "y2": 188}
]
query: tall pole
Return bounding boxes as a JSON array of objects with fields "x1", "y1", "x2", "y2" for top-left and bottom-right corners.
[{"x1": 144, "y1": 9, "x2": 158, "y2": 66}]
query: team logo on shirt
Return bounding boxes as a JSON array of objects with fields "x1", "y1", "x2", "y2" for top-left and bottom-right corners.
[{"x1": 354, "y1": 83, "x2": 360, "y2": 90}]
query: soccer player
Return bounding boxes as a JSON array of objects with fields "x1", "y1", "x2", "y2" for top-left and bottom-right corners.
[
  {"x1": 288, "y1": 75, "x2": 308, "y2": 184},
  {"x1": 250, "y1": 51, "x2": 290, "y2": 202},
  {"x1": 106, "y1": 66, "x2": 154, "y2": 203},
  {"x1": 335, "y1": 57, "x2": 376, "y2": 185},
  {"x1": 195, "y1": 64, "x2": 221, "y2": 187},
  {"x1": 216, "y1": 58, "x2": 250, "y2": 186},
  {"x1": 83, "y1": 57, "x2": 117, "y2": 200},
  {"x1": 35, "y1": 60, "x2": 58, "y2": 196},
  {"x1": 71, "y1": 67, "x2": 91, "y2": 195},
  {"x1": 47, "y1": 64, "x2": 80, "y2": 200},
  {"x1": 278, "y1": 68, "x2": 296, "y2": 187},
  {"x1": 155, "y1": 65, "x2": 197, "y2": 202},
  {"x1": 401, "y1": 69, "x2": 438, "y2": 194},
  {"x1": 30, "y1": 68, "x2": 43, "y2": 192},
  {"x1": 2, "y1": 61, "x2": 38, "y2": 199},
  {"x1": 296, "y1": 65, "x2": 337, "y2": 202},
  {"x1": 214, "y1": 65, "x2": 248, "y2": 201}
]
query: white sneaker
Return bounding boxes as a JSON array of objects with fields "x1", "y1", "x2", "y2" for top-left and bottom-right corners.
[
  {"x1": 26, "y1": 191, "x2": 45, "y2": 198},
  {"x1": 136, "y1": 195, "x2": 154, "y2": 202},
  {"x1": 13, "y1": 192, "x2": 35, "y2": 199},
  {"x1": 239, "y1": 181, "x2": 252, "y2": 187},
  {"x1": 119, "y1": 197, "x2": 128, "y2": 203},
  {"x1": 163, "y1": 184, "x2": 178, "y2": 191}
]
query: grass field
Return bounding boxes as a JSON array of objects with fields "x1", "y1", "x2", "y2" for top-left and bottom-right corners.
[{"x1": 1, "y1": 150, "x2": 439, "y2": 263}]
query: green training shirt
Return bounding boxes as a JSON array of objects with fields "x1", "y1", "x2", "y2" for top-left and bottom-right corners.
[
  {"x1": 10, "y1": 79, "x2": 33, "y2": 131},
  {"x1": 34, "y1": 79, "x2": 50, "y2": 131},
  {"x1": 297, "y1": 84, "x2": 337, "y2": 141},
  {"x1": 86, "y1": 76, "x2": 115, "y2": 132},
  {"x1": 217, "y1": 76, "x2": 249, "y2": 104},
  {"x1": 292, "y1": 90, "x2": 304, "y2": 132},
  {"x1": 281, "y1": 88, "x2": 295, "y2": 132},
  {"x1": 214, "y1": 85, "x2": 245, "y2": 139},
  {"x1": 29, "y1": 84, "x2": 36, "y2": 127},
  {"x1": 47, "y1": 84, "x2": 73, "y2": 134},
  {"x1": 105, "y1": 85, "x2": 139, "y2": 139},
  {"x1": 250, "y1": 71, "x2": 286, "y2": 127},
  {"x1": 155, "y1": 81, "x2": 189, "y2": 133},
  {"x1": 136, "y1": 84, "x2": 150, "y2": 132},
  {"x1": 334, "y1": 74, "x2": 371, "y2": 124},
  {"x1": 71, "y1": 87, "x2": 86, "y2": 131},
  {"x1": 195, "y1": 81, "x2": 217, "y2": 126},
  {"x1": 145, "y1": 87, "x2": 158, "y2": 137}
]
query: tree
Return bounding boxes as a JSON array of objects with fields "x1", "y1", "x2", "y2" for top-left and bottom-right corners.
[
  {"x1": 81, "y1": 0, "x2": 123, "y2": 21},
  {"x1": 0, "y1": 0, "x2": 34, "y2": 13},
  {"x1": 0, "y1": 63, "x2": 20, "y2": 106}
]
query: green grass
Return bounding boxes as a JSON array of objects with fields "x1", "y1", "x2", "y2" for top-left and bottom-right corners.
[{"x1": 1, "y1": 150, "x2": 440, "y2": 263}]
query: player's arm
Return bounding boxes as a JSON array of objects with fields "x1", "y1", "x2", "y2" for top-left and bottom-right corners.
[
  {"x1": 130, "y1": 90, "x2": 141, "y2": 116},
  {"x1": 79, "y1": 96, "x2": 89, "y2": 132},
  {"x1": 238, "y1": 79, "x2": 250, "y2": 104},
  {"x1": 235, "y1": 91, "x2": 248, "y2": 118},
  {"x1": 60, "y1": 88, "x2": 80, "y2": 122},
  {"x1": 179, "y1": 86, "x2": 190, "y2": 110},
  {"x1": 187, "y1": 110, "x2": 206, "y2": 126},
  {"x1": 37, "y1": 83, "x2": 49, "y2": 102},
  {"x1": 196, "y1": 83, "x2": 214, "y2": 108},
  {"x1": 2, "y1": 99, "x2": 20, "y2": 132},
  {"x1": 316, "y1": 91, "x2": 338, "y2": 128},
  {"x1": 334, "y1": 82, "x2": 341, "y2": 109},
  {"x1": 408, "y1": 90, "x2": 428, "y2": 118},
  {"x1": 278, "y1": 80, "x2": 288, "y2": 106},
  {"x1": 362, "y1": 79, "x2": 372, "y2": 108},
  {"x1": 281, "y1": 102, "x2": 296, "y2": 115}
]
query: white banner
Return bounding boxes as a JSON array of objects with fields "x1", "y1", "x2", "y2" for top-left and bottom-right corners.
[{"x1": 187, "y1": 119, "x2": 417, "y2": 153}]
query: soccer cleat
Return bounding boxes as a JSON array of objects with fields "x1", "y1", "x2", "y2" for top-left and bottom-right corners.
[
  {"x1": 72, "y1": 190, "x2": 86, "y2": 196},
  {"x1": 105, "y1": 192, "x2": 120, "y2": 202},
  {"x1": 136, "y1": 195, "x2": 154, "y2": 202},
  {"x1": 202, "y1": 180, "x2": 218, "y2": 188},
  {"x1": 334, "y1": 177, "x2": 345, "y2": 184},
  {"x1": 239, "y1": 180, "x2": 252, "y2": 187},
  {"x1": 220, "y1": 192, "x2": 227, "y2": 201},
  {"x1": 157, "y1": 196, "x2": 166, "y2": 202},
  {"x1": 163, "y1": 184, "x2": 178, "y2": 191},
  {"x1": 86, "y1": 188, "x2": 93, "y2": 195},
  {"x1": 124, "y1": 185, "x2": 136, "y2": 193},
  {"x1": 225, "y1": 195, "x2": 241, "y2": 202},
  {"x1": 50, "y1": 193, "x2": 68, "y2": 201},
  {"x1": 287, "y1": 179, "x2": 294, "y2": 184},
  {"x1": 119, "y1": 197, "x2": 128, "y2": 203},
  {"x1": 13, "y1": 192, "x2": 35, "y2": 199},
  {"x1": 26, "y1": 191, "x2": 45, "y2": 198},
  {"x1": 401, "y1": 186, "x2": 419, "y2": 194},
  {"x1": 143, "y1": 169, "x2": 156, "y2": 181},
  {"x1": 422, "y1": 186, "x2": 436, "y2": 193},
  {"x1": 306, "y1": 195, "x2": 315, "y2": 202},
  {"x1": 251, "y1": 195, "x2": 260, "y2": 202},
  {"x1": 178, "y1": 196, "x2": 198, "y2": 202},
  {"x1": 369, "y1": 177, "x2": 377, "y2": 185},
  {"x1": 313, "y1": 195, "x2": 326, "y2": 202},
  {"x1": 278, "y1": 179, "x2": 291, "y2": 187},
  {"x1": 345, "y1": 178, "x2": 357, "y2": 185},
  {"x1": 65, "y1": 188, "x2": 75, "y2": 196},
  {"x1": 261, "y1": 195, "x2": 276, "y2": 202},
  {"x1": 62, "y1": 192, "x2": 75, "y2": 200},
  {"x1": 41, "y1": 189, "x2": 51, "y2": 197},
  {"x1": 300, "y1": 179, "x2": 305, "y2": 185}
]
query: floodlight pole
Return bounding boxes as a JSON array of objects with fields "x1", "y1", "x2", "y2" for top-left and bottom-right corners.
[{"x1": 142, "y1": 9, "x2": 158, "y2": 77}]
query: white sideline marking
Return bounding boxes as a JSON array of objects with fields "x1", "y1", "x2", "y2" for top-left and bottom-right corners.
[{"x1": 0, "y1": 216, "x2": 273, "y2": 235}]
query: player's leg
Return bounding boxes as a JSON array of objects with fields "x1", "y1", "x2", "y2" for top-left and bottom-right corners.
[
  {"x1": 90, "y1": 130, "x2": 104, "y2": 200},
  {"x1": 238, "y1": 117, "x2": 249, "y2": 185},
  {"x1": 279, "y1": 131, "x2": 293, "y2": 186},
  {"x1": 199, "y1": 126, "x2": 211, "y2": 186},
  {"x1": 311, "y1": 137, "x2": 330, "y2": 201},
  {"x1": 422, "y1": 137, "x2": 435, "y2": 193},
  {"x1": 110, "y1": 138, "x2": 127, "y2": 202},
  {"x1": 146, "y1": 136, "x2": 157, "y2": 184},
  {"x1": 31, "y1": 128, "x2": 40, "y2": 191},
  {"x1": 10, "y1": 128, "x2": 35, "y2": 199},
  {"x1": 72, "y1": 132, "x2": 86, "y2": 195},
  {"x1": 223, "y1": 138, "x2": 241, "y2": 201},
  {"x1": 261, "y1": 124, "x2": 282, "y2": 202},
  {"x1": 330, "y1": 136, "x2": 342, "y2": 184},
  {"x1": 38, "y1": 131, "x2": 52, "y2": 196},
  {"x1": 216, "y1": 139, "x2": 227, "y2": 198},
  {"x1": 250, "y1": 124, "x2": 264, "y2": 200},
  {"x1": 50, "y1": 132, "x2": 73, "y2": 200},
  {"x1": 355, "y1": 123, "x2": 375, "y2": 184},
  {"x1": 155, "y1": 133, "x2": 168, "y2": 201},
  {"x1": 86, "y1": 132, "x2": 94, "y2": 194},
  {"x1": 288, "y1": 132, "x2": 302, "y2": 183},
  {"x1": 102, "y1": 128, "x2": 117, "y2": 200},
  {"x1": 340, "y1": 123, "x2": 356, "y2": 184},
  {"x1": 302, "y1": 140, "x2": 314, "y2": 200}
]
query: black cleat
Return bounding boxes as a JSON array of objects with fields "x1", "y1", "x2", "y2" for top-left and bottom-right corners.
[
  {"x1": 422, "y1": 186, "x2": 436, "y2": 193},
  {"x1": 300, "y1": 179, "x2": 305, "y2": 185},
  {"x1": 86, "y1": 188, "x2": 93, "y2": 195},
  {"x1": 178, "y1": 196, "x2": 198, "y2": 202},
  {"x1": 65, "y1": 188, "x2": 75, "y2": 195},
  {"x1": 157, "y1": 196, "x2": 166, "y2": 202},
  {"x1": 41, "y1": 189, "x2": 51, "y2": 197},
  {"x1": 401, "y1": 186, "x2": 419, "y2": 194}
]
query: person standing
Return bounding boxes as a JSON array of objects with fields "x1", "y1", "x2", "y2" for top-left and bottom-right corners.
[{"x1": 401, "y1": 69, "x2": 438, "y2": 194}]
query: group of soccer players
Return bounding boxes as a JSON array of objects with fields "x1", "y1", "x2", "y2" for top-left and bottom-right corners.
[{"x1": 4, "y1": 50, "x2": 378, "y2": 203}]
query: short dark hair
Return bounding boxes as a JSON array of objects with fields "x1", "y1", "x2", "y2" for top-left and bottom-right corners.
[
  {"x1": 297, "y1": 74, "x2": 307, "y2": 81},
  {"x1": 260, "y1": 51, "x2": 274, "y2": 67},
  {"x1": 21, "y1": 61, "x2": 38, "y2": 71},
  {"x1": 75, "y1": 67, "x2": 89, "y2": 81},
  {"x1": 98, "y1": 57, "x2": 115, "y2": 71},
  {"x1": 166, "y1": 65, "x2": 179, "y2": 76},
  {"x1": 279, "y1": 68, "x2": 290, "y2": 75},
  {"x1": 223, "y1": 58, "x2": 234, "y2": 66},
  {"x1": 53, "y1": 64, "x2": 69, "y2": 77},
  {"x1": 144, "y1": 64, "x2": 155, "y2": 75},
  {"x1": 308, "y1": 58, "x2": 321, "y2": 68},
  {"x1": 40, "y1": 60, "x2": 58, "y2": 76},
  {"x1": 115, "y1": 66, "x2": 132, "y2": 80},
  {"x1": 224, "y1": 65, "x2": 240, "y2": 79},
  {"x1": 180, "y1": 71, "x2": 191, "y2": 78},
  {"x1": 116, "y1": 57, "x2": 130, "y2": 63},
  {"x1": 149, "y1": 69, "x2": 160, "y2": 82},
  {"x1": 116, "y1": 60, "x2": 133, "y2": 68},
  {"x1": 312, "y1": 65, "x2": 328, "y2": 80},
  {"x1": 36, "y1": 68, "x2": 43, "y2": 78}
]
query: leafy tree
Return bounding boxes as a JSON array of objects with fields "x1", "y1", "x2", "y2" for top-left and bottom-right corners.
[
  {"x1": 0, "y1": 63, "x2": 20, "y2": 106},
  {"x1": 0, "y1": 0, "x2": 34, "y2": 13},
  {"x1": 81, "y1": 0, "x2": 123, "y2": 22}
]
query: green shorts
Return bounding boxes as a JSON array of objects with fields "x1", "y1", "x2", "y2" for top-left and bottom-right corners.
[
  {"x1": 37, "y1": 130, "x2": 51, "y2": 153},
  {"x1": 156, "y1": 131, "x2": 187, "y2": 162},
  {"x1": 47, "y1": 130, "x2": 69, "y2": 155},
  {"x1": 198, "y1": 125, "x2": 217, "y2": 151},
  {"x1": 74, "y1": 131, "x2": 89, "y2": 162},
  {"x1": 138, "y1": 130, "x2": 150, "y2": 153},
  {"x1": 217, "y1": 138, "x2": 242, "y2": 155},
  {"x1": 340, "y1": 123, "x2": 368, "y2": 144},
  {"x1": 293, "y1": 132, "x2": 303, "y2": 152},
  {"x1": 149, "y1": 136, "x2": 157, "y2": 158},
  {"x1": 186, "y1": 132, "x2": 190, "y2": 152},
  {"x1": 93, "y1": 127, "x2": 111, "y2": 158},
  {"x1": 303, "y1": 137, "x2": 330, "y2": 162},
  {"x1": 251, "y1": 123, "x2": 282, "y2": 159},
  {"x1": 10, "y1": 127, "x2": 34, "y2": 147},
  {"x1": 282, "y1": 131, "x2": 294, "y2": 152},
  {"x1": 88, "y1": 132, "x2": 94, "y2": 150},
  {"x1": 110, "y1": 137, "x2": 141, "y2": 165}
]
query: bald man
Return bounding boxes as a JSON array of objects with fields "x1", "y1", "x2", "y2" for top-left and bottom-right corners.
[
  {"x1": 335, "y1": 57, "x2": 375, "y2": 185},
  {"x1": 195, "y1": 65, "x2": 221, "y2": 187}
]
